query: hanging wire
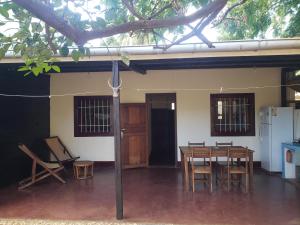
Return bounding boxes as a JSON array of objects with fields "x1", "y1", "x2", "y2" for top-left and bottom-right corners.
[
  {"x1": 0, "y1": 84, "x2": 299, "y2": 98},
  {"x1": 136, "y1": 84, "x2": 300, "y2": 92}
]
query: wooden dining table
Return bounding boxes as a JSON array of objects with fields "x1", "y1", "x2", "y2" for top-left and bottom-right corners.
[{"x1": 179, "y1": 146, "x2": 254, "y2": 191}]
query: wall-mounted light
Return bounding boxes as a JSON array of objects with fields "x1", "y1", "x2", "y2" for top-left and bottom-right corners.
[
  {"x1": 171, "y1": 102, "x2": 175, "y2": 110},
  {"x1": 217, "y1": 100, "x2": 222, "y2": 119}
]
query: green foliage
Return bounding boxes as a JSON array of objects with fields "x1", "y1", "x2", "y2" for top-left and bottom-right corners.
[{"x1": 217, "y1": 0, "x2": 300, "y2": 40}]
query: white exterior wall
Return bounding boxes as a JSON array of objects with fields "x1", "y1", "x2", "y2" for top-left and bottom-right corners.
[{"x1": 50, "y1": 68, "x2": 281, "y2": 161}]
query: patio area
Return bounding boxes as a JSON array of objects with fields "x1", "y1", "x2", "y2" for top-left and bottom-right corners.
[{"x1": 0, "y1": 167, "x2": 299, "y2": 225}]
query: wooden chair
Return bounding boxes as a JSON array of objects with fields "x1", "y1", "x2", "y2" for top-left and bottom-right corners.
[
  {"x1": 44, "y1": 136, "x2": 79, "y2": 165},
  {"x1": 215, "y1": 141, "x2": 233, "y2": 183},
  {"x1": 18, "y1": 144, "x2": 66, "y2": 190},
  {"x1": 224, "y1": 147, "x2": 249, "y2": 193},
  {"x1": 188, "y1": 141, "x2": 206, "y2": 166},
  {"x1": 191, "y1": 147, "x2": 213, "y2": 193},
  {"x1": 188, "y1": 141, "x2": 205, "y2": 147},
  {"x1": 216, "y1": 141, "x2": 233, "y2": 147}
]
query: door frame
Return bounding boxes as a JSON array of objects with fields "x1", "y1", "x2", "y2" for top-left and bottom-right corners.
[
  {"x1": 145, "y1": 93, "x2": 178, "y2": 167},
  {"x1": 121, "y1": 103, "x2": 149, "y2": 168}
]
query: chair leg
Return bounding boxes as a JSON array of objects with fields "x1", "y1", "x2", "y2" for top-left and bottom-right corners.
[
  {"x1": 215, "y1": 157, "x2": 218, "y2": 185},
  {"x1": 221, "y1": 167, "x2": 224, "y2": 185},
  {"x1": 31, "y1": 160, "x2": 37, "y2": 182},
  {"x1": 227, "y1": 172, "x2": 230, "y2": 192},
  {"x1": 210, "y1": 174, "x2": 213, "y2": 193},
  {"x1": 192, "y1": 173, "x2": 195, "y2": 192},
  {"x1": 245, "y1": 174, "x2": 249, "y2": 193}
]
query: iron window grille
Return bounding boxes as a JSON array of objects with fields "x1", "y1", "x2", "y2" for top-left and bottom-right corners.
[
  {"x1": 210, "y1": 93, "x2": 255, "y2": 136},
  {"x1": 74, "y1": 96, "x2": 113, "y2": 137}
]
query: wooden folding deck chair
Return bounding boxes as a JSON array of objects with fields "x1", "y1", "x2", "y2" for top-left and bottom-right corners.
[
  {"x1": 18, "y1": 144, "x2": 66, "y2": 190},
  {"x1": 44, "y1": 136, "x2": 79, "y2": 165}
]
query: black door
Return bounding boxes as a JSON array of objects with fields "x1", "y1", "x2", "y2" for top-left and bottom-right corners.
[{"x1": 149, "y1": 108, "x2": 175, "y2": 166}]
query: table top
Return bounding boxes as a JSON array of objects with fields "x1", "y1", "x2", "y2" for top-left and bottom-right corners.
[
  {"x1": 179, "y1": 146, "x2": 254, "y2": 155},
  {"x1": 73, "y1": 160, "x2": 94, "y2": 166}
]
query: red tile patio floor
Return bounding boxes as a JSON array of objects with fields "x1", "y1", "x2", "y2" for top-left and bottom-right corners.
[{"x1": 0, "y1": 167, "x2": 299, "y2": 225}]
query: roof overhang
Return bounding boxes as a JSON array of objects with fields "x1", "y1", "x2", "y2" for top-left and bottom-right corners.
[{"x1": 0, "y1": 39, "x2": 299, "y2": 73}]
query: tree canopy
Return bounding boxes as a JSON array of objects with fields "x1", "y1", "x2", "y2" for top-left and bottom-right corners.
[
  {"x1": 217, "y1": 0, "x2": 300, "y2": 40},
  {"x1": 0, "y1": 0, "x2": 298, "y2": 76}
]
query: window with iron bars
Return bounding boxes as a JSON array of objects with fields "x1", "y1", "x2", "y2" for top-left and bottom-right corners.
[
  {"x1": 210, "y1": 93, "x2": 255, "y2": 136},
  {"x1": 74, "y1": 96, "x2": 113, "y2": 137}
]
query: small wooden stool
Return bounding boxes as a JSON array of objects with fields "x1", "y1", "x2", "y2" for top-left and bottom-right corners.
[{"x1": 73, "y1": 161, "x2": 94, "y2": 179}]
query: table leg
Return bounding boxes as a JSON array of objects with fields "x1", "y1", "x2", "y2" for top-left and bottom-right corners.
[
  {"x1": 249, "y1": 152, "x2": 253, "y2": 189},
  {"x1": 73, "y1": 165, "x2": 75, "y2": 178},
  {"x1": 84, "y1": 166, "x2": 87, "y2": 179},
  {"x1": 184, "y1": 154, "x2": 189, "y2": 191},
  {"x1": 180, "y1": 151, "x2": 184, "y2": 181}
]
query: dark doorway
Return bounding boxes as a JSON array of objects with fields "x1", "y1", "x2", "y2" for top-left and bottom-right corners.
[{"x1": 146, "y1": 93, "x2": 176, "y2": 166}]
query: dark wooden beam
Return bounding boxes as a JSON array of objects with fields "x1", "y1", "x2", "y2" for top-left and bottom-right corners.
[
  {"x1": 119, "y1": 61, "x2": 147, "y2": 75},
  {"x1": 112, "y1": 61, "x2": 123, "y2": 220}
]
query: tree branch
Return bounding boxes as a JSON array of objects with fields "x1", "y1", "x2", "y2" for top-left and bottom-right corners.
[
  {"x1": 45, "y1": 24, "x2": 57, "y2": 53},
  {"x1": 148, "y1": 1, "x2": 174, "y2": 20},
  {"x1": 155, "y1": 6, "x2": 222, "y2": 50},
  {"x1": 213, "y1": 0, "x2": 247, "y2": 27},
  {"x1": 187, "y1": 24, "x2": 215, "y2": 48},
  {"x1": 12, "y1": 0, "x2": 228, "y2": 45},
  {"x1": 12, "y1": 0, "x2": 85, "y2": 44},
  {"x1": 122, "y1": 0, "x2": 145, "y2": 20},
  {"x1": 83, "y1": 0, "x2": 227, "y2": 43},
  {"x1": 152, "y1": 30, "x2": 173, "y2": 44}
]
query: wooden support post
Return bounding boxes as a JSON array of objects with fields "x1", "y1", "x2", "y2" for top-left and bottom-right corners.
[{"x1": 112, "y1": 61, "x2": 123, "y2": 220}]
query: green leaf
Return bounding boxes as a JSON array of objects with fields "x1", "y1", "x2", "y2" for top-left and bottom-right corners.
[
  {"x1": 71, "y1": 50, "x2": 81, "y2": 62},
  {"x1": 121, "y1": 54, "x2": 130, "y2": 66},
  {"x1": 17, "y1": 66, "x2": 30, "y2": 72},
  {"x1": 0, "y1": 43, "x2": 11, "y2": 59},
  {"x1": 51, "y1": 65, "x2": 61, "y2": 72},
  {"x1": 24, "y1": 58, "x2": 33, "y2": 66},
  {"x1": 78, "y1": 46, "x2": 85, "y2": 54},
  {"x1": 32, "y1": 66, "x2": 43, "y2": 76},
  {"x1": 13, "y1": 44, "x2": 23, "y2": 54},
  {"x1": 53, "y1": 0, "x2": 63, "y2": 7},
  {"x1": 91, "y1": 17, "x2": 107, "y2": 29},
  {"x1": 0, "y1": 7, "x2": 9, "y2": 19},
  {"x1": 85, "y1": 48, "x2": 91, "y2": 56},
  {"x1": 45, "y1": 65, "x2": 52, "y2": 72},
  {"x1": 59, "y1": 45, "x2": 69, "y2": 57},
  {"x1": 31, "y1": 22, "x2": 43, "y2": 33},
  {"x1": 23, "y1": 71, "x2": 32, "y2": 77}
]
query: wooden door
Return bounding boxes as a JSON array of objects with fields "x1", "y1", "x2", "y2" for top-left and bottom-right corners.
[{"x1": 121, "y1": 103, "x2": 148, "y2": 168}]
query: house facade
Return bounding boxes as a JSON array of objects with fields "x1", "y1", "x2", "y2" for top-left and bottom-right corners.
[
  {"x1": 50, "y1": 67, "x2": 281, "y2": 163},
  {"x1": 0, "y1": 38, "x2": 300, "y2": 186}
]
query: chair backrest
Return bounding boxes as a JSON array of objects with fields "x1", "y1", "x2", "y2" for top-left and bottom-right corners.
[
  {"x1": 18, "y1": 144, "x2": 43, "y2": 163},
  {"x1": 191, "y1": 147, "x2": 211, "y2": 159},
  {"x1": 188, "y1": 141, "x2": 205, "y2": 147},
  {"x1": 216, "y1": 141, "x2": 233, "y2": 147},
  {"x1": 45, "y1": 137, "x2": 71, "y2": 161},
  {"x1": 228, "y1": 147, "x2": 249, "y2": 159},
  {"x1": 191, "y1": 147, "x2": 212, "y2": 167}
]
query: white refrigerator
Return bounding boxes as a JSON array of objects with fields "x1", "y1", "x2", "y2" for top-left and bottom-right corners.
[{"x1": 259, "y1": 107, "x2": 294, "y2": 172}]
